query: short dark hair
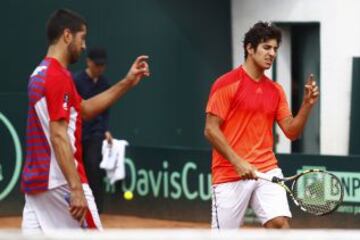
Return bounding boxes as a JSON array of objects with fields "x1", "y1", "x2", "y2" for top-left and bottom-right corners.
[
  {"x1": 243, "y1": 21, "x2": 282, "y2": 59},
  {"x1": 46, "y1": 9, "x2": 87, "y2": 45},
  {"x1": 87, "y1": 47, "x2": 107, "y2": 65}
]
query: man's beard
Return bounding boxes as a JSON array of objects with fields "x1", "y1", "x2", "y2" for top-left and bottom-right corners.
[{"x1": 68, "y1": 42, "x2": 82, "y2": 64}]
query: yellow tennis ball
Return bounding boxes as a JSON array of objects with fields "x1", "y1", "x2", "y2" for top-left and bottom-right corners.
[{"x1": 124, "y1": 191, "x2": 133, "y2": 200}]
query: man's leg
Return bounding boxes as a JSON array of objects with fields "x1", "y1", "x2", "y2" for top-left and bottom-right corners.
[
  {"x1": 82, "y1": 138, "x2": 105, "y2": 213},
  {"x1": 211, "y1": 180, "x2": 256, "y2": 229},
  {"x1": 250, "y1": 168, "x2": 292, "y2": 229},
  {"x1": 264, "y1": 216, "x2": 290, "y2": 228}
]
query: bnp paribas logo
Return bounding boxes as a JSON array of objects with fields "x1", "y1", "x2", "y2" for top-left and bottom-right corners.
[
  {"x1": 297, "y1": 165, "x2": 360, "y2": 203},
  {"x1": 0, "y1": 113, "x2": 22, "y2": 201}
]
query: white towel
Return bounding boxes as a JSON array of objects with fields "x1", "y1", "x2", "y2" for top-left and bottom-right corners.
[{"x1": 100, "y1": 139, "x2": 129, "y2": 184}]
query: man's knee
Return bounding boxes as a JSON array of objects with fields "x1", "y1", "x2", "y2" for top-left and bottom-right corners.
[{"x1": 264, "y1": 216, "x2": 290, "y2": 229}]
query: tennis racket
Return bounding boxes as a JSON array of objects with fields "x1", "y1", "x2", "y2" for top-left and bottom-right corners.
[{"x1": 255, "y1": 169, "x2": 344, "y2": 216}]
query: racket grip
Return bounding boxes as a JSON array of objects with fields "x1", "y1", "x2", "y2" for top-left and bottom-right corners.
[{"x1": 255, "y1": 171, "x2": 274, "y2": 182}]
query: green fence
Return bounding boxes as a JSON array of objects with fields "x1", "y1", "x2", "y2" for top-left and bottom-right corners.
[{"x1": 1, "y1": 0, "x2": 232, "y2": 150}]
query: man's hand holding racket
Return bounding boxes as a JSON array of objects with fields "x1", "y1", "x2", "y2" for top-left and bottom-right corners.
[{"x1": 234, "y1": 157, "x2": 258, "y2": 180}]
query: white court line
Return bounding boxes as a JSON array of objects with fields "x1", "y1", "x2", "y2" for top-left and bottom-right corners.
[{"x1": 1, "y1": 229, "x2": 360, "y2": 240}]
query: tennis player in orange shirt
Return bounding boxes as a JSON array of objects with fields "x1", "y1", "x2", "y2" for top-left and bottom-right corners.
[{"x1": 204, "y1": 22, "x2": 319, "y2": 229}]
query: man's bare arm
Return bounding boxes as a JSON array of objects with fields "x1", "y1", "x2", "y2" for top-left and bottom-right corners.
[
  {"x1": 204, "y1": 113, "x2": 257, "y2": 179},
  {"x1": 81, "y1": 55, "x2": 150, "y2": 120},
  {"x1": 49, "y1": 120, "x2": 87, "y2": 222},
  {"x1": 278, "y1": 74, "x2": 319, "y2": 140}
]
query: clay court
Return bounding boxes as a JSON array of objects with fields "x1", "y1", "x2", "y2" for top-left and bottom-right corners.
[{"x1": 0, "y1": 215, "x2": 209, "y2": 229}]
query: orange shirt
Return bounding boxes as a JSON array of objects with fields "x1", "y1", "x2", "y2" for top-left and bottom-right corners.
[{"x1": 206, "y1": 66, "x2": 292, "y2": 184}]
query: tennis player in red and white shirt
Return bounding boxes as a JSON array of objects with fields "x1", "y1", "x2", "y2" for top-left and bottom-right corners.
[{"x1": 21, "y1": 9, "x2": 150, "y2": 232}]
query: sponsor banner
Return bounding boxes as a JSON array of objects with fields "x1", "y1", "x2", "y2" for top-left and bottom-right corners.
[
  {"x1": 0, "y1": 112, "x2": 23, "y2": 215},
  {"x1": 120, "y1": 158, "x2": 211, "y2": 201},
  {"x1": 103, "y1": 149, "x2": 360, "y2": 228},
  {"x1": 103, "y1": 146, "x2": 211, "y2": 222}
]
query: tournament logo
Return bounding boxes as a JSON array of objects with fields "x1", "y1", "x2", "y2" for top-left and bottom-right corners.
[{"x1": 0, "y1": 113, "x2": 22, "y2": 201}]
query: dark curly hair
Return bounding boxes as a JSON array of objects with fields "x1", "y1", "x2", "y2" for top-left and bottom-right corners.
[{"x1": 243, "y1": 21, "x2": 282, "y2": 59}]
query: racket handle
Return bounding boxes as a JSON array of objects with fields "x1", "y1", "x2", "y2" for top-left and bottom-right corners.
[{"x1": 255, "y1": 171, "x2": 274, "y2": 182}]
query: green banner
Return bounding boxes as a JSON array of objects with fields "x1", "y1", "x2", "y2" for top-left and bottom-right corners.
[
  {"x1": 0, "y1": 109, "x2": 25, "y2": 216},
  {"x1": 0, "y1": 113, "x2": 22, "y2": 201},
  {"x1": 103, "y1": 149, "x2": 360, "y2": 228},
  {"x1": 120, "y1": 158, "x2": 211, "y2": 201},
  {"x1": 103, "y1": 146, "x2": 211, "y2": 222}
]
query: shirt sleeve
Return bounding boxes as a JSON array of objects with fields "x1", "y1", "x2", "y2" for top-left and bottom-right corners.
[
  {"x1": 275, "y1": 84, "x2": 292, "y2": 121},
  {"x1": 206, "y1": 82, "x2": 238, "y2": 120},
  {"x1": 45, "y1": 74, "x2": 73, "y2": 122}
]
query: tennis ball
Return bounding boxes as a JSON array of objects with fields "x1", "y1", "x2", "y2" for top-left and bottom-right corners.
[{"x1": 124, "y1": 191, "x2": 133, "y2": 200}]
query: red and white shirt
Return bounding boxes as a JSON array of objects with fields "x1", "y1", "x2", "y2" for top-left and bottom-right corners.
[{"x1": 22, "y1": 57, "x2": 88, "y2": 194}]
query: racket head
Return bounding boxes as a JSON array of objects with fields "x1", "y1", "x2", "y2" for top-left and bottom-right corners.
[{"x1": 290, "y1": 169, "x2": 344, "y2": 216}]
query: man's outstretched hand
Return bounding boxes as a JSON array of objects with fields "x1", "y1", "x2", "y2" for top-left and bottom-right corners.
[
  {"x1": 303, "y1": 74, "x2": 319, "y2": 105},
  {"x1": 125, "y1": 55, "x2": 150, "y2": 86}
]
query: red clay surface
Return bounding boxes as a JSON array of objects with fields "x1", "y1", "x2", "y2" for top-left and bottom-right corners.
[{"x1": 0, "y1": 214, "x2": 209, "y2": 229}]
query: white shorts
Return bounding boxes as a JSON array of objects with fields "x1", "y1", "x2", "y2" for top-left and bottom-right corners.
[
  {"x1": 211, "y1": 168, "x2": 292, "y2": 229},
  {"x1": 22, "y1": 183, "x2": 102, "y2": 233}
]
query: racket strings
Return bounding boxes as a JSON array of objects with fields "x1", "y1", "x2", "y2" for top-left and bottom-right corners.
[{"x1": 292, "y1": 172, "x2": 343, "y2": 215}]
